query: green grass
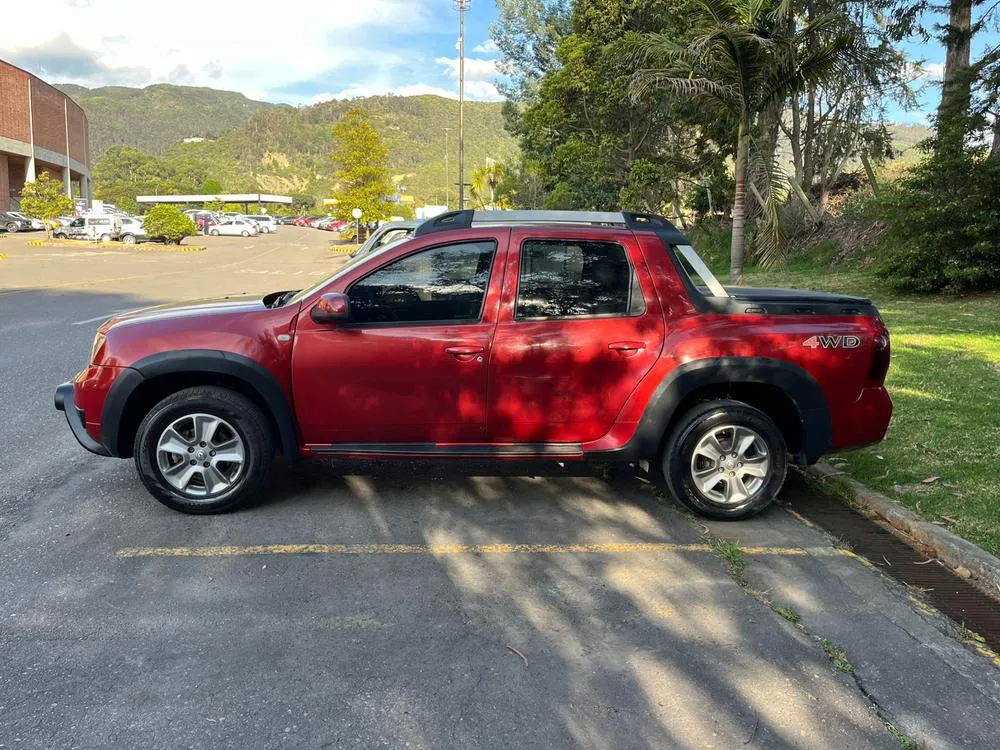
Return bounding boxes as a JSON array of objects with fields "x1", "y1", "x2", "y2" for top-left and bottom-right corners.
[{"x1": 736, "y1": 262, "x2": 1000, "y2": 558}]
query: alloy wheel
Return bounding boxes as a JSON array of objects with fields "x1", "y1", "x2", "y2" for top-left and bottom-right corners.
[
  {"x1": 155, "y1": 413, "x2": 245, "y2": 499},
  {"x1": 689, "y1": 424, "x2": 771, "y2": 505}
]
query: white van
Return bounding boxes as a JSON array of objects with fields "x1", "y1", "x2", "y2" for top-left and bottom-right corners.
[{"x1": 54, "y1": 214, "x2": 123, "y2": 242}]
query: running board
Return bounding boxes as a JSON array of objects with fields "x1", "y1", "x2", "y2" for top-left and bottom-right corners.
[{"x1": 308, "y1": 443, "x2": 584, "y2": 458}]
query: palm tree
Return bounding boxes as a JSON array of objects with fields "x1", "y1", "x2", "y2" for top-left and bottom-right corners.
[
  {"x1": 470, "y1": 161, "x2": 509, "y2": 209},
  {"x1": 630, "y1": 0, "x2": 857, "y2": 283}
]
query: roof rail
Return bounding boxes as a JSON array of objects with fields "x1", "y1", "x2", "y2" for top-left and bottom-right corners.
[{"x1": 413, "y1": 209, "x2": 687, "y2": 241}]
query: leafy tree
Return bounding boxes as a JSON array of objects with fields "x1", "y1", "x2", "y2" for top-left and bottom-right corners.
[
  {"x1": 471, "y1": 162, "x2": 510, "y2": 208},
  {"x1": 631, "y1": 0, "x2": 859, "y2": 282},
  {"x1": 511, "y1": 0, "x2": 727, "y2": 215},
  {"x1": 142, "y1": 205, "x2": 198, "y2": 244},
  {"x1": 330, "y1": 109, "x2": 393, "y2": 224},
  {"x1": 874, "y1": 149, "x2": 1000, "y2": 292},
  {"x1": 20, "y1": 172, "x2": 75, "y2": 238}
]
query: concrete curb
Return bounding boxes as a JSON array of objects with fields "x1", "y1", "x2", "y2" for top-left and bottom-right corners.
[
  {"x1": 805, "y1": 463, "x2": 1000, "y2": 598},
  {"x1": 26, "y1": 240, "x2": 205, "y2": 252}
]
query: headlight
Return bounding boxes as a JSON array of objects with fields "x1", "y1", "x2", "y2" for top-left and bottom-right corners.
[{"x1": 90, "y1": 332, "x2": 107, "y2": 363}]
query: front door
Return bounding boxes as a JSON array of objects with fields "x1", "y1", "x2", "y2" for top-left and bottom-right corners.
[
  {"x1": 292, "y1": 237, "x2": 504, "y2": 445},
  {"x1": 488, "y1": 229, "x2": 664, "y2": 444}
]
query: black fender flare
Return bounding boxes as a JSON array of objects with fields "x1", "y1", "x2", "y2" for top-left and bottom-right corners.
[
  {"x1": 593, "y1": 357, "x2": 832, "y2": 464},
  {"x1": 101, "y1": 350, "x2": 299, "y2": 459}
]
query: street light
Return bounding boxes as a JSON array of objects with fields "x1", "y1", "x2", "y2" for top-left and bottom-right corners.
[
  {"x1": 454, "y1": 0, "x2": 469, "y2": 209},
  {"x1": 352, "y1": 207, "x2": 363, "y2": 243}
]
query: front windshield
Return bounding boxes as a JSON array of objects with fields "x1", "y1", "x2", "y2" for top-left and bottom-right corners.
[{"x1": 283, "y1": 236, "x2": 413, "y2": 306}]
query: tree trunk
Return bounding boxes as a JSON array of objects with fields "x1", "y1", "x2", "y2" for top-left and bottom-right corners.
[
  {"x1": 730, "y1": 121, "x2": 749, "y2": 285},
  {"x1": 990, "y1": 115, "x2": 1000, "y2": 161},
  {"x1": 859, "y1": 151, "x2": 880, "y2": 195},
  {"x1": 937, "y1": 0, "x2": 974, "y2": 157}
]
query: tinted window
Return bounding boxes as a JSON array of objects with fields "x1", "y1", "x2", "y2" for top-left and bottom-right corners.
[
  {"x1": 349, "y1": 240, "x2": 497, "y2": 324},
  {"x1": 516, "y1": 239, "x2": 643, "y2": 319}
]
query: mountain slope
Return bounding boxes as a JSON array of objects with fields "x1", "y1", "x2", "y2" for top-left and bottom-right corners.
[
  {"x1": 169, "y1": 94, "x2": 520, "y2": 204},
  {"x1": 55, "y1": 83, "x2": 275, "y2": 156}
]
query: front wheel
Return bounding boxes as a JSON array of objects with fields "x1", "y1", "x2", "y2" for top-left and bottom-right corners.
[
  {"x1": 54, "y1": 232, "x2": 67, "y2": 239},
  {"x1": 210, "y1": 229, "x2": 220, "y2": 236},
  {"x1": 134, "y1": 386, "x2": 273, "y2": 514},
  {"x1": 241, "y1": 230, "x2": 250, "y2": 237},
  {"x1": 122, "y1": 234, "x2": 136, "y2": 244},
  {"x1": 662, "y1": 400, "x2": 787, "y2": 520},
  {"x1": 6, "y1": 222, "x2": 18, "y2": 232},
  {"x1": 100, "y1": 233, "x2": 112, "y2": 242}
]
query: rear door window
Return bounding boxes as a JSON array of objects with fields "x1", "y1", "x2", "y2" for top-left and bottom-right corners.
[{"x1": 515, "y1": 239, "x2": 643, "y2": 320}]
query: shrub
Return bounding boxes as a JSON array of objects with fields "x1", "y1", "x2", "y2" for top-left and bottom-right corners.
[
  {"x1": 874, "y1": 153, "x2": 1000, "y2": 293},
  {"x1": 142, "y1": 205, "x2": 198, "y2": 244}
]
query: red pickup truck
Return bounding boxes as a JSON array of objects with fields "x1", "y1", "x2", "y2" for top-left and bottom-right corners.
[{"x1": 56, "y1": 210, "x2": 891, "y2": 518}]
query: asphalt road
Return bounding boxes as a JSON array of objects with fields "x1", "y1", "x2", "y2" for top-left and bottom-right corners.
[{"x1": 1, "y1": 228, "x2": 998, "y2": 748}]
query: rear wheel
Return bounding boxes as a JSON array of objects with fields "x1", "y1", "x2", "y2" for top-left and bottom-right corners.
[
  {"x1": 210, "y1": 229, "x2": 220, "y2": 236},
  {"x1": 122, "y1": 233, "x2": 136, "y2": 244},
  {"x1": 100, "y1": 233, "x2": 112, "y2": 242},
  {"x1": 662, "y1": 400, "x2": 787, "y2": 520},
  {"x1": 241, "y1": 230, "x2": 250, "y2": 237},
  {"x1": 54, "y1": 232, "x2": 67, "y2": 239},
  {"x1": 134, "y1": 386, "x2": 273, "y2": 514}
]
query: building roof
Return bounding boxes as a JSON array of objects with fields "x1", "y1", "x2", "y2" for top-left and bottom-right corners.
[{"x1": 136, "y1": 194, "x2": 293, "y2": 204}]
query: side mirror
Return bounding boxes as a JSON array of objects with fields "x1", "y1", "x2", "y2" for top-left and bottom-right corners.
[{"x1": 311, "y1": 292, "x2": 350, "y2": 324}]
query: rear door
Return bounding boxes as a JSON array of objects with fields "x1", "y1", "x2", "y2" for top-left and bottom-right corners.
[{"x1": 487, "y1": 228, "x2": 664, "y2": 444}]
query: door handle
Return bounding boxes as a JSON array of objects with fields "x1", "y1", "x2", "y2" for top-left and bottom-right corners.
[
  {"x1": 445, "y1": 345, "x2": 485, "y2": 356},
  {"x1": 608, "y1": 341, "x2": 645, "y2": 352}
]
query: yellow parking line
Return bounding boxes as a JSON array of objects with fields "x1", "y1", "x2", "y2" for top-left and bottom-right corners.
[{"x1": 117, "y1": 542, "x2": 808, "y2": 559}]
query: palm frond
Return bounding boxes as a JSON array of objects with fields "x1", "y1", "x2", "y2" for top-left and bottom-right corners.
[
  {"x1": 747, "y1": 143, "x2": 788, "y2": 268},
  {"x1": 630, "y1": 71, "x2": 740, "y2": 106}
]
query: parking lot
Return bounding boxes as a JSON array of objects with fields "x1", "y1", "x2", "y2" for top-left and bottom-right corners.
[{"x1": 2, "y1": 228, "x2": 999, "y2": 748}]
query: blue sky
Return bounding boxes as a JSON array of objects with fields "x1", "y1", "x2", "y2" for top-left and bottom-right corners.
[
  {"x1": 0, "y1": 1, "x2": 504, "y2": 104},
  {"x1": 1, "y1": 1, "x2": 997, "y2": 122}
]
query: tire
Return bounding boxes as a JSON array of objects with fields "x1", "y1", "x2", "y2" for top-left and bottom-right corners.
[
  {"x1": 241, "y1": 230, "x2": 250, "y2": 237},
  {"x1": 133, "y1": 386, "x2": 273, "y2": 514},
  {"x1": 210, "y1": 229, "x2": 220, "y2": 236},
  {"x1": 122, "y1": 234, "x2": 136, "y2": 245},
  {"x1": 6, "y1": 222, "x2": 18, "y2": 233},
  {"x1": 100, "y1": 233, "x2": 112, "y2": 242},
  {"x1": 662, "y1": 399, "x2": 787, "y2": 520},
  {"x1": 54, "y1": 232, "x2": 67, "y2": 239}
]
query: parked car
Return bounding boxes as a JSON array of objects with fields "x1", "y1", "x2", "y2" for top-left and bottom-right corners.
[
  {"x1": 209, "y1": 219, "x2": 259, "y2": 237},
  {"x1": 195, "y1": 216, "x2": 219, "y2": 232},
  {"x1": 243, "y1": 215, "x2": 277, "y2": 233},
  {"x1": 348, "y1": 221, "x2": 419, "y2": 260},
  {"x1": 53, "y1": 214, "x2": 122, "y2": 241},
  {"x1": 6, "y1": 211, "x2": 44, "y2": 231},
  {"x1": 119, "y1": 216, "x2": 147, "y2": 244},
  {"x1": 1, "y1": 211, "x2": 33, "y2": 233},
  {"x1": 56, "y1": 209, "x2": 892, "y2": 517}
]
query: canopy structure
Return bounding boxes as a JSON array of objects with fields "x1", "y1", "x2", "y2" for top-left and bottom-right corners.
[{"x1": 136, "y1": 194, "x2": 293, "y2": 211}]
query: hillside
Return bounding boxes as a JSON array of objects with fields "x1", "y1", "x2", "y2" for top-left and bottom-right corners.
[
  {"x1": 172, "y1": 95, "x2": 520, "y2": 204},
  {"x1": 55, "y1": 83, "x2": 275, "y2": 156},
  {"x1": 87, "y1": 89, "x2": 519, "y2": 207}
]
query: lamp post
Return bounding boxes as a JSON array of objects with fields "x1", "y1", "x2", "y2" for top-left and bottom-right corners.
[
  {"x1": 454, "y1": 0, "x2": 469, "y2": 209},
  {"x1": 444, "y1": 126, "x2": 451, "y2": 208},
  {"x1": 352, "y1": 207, "x2": 363, "y2": 243}
]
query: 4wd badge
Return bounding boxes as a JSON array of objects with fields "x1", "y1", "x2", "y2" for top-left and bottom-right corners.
[{"x1": 803, "y1": 335, "x2": 861, "y2": 349}]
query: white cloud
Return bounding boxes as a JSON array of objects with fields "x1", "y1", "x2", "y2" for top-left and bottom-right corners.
[
  {"x1": 473, "y1": 39, "x2": 499, "y2": 55},
  {"x1": 922, "y1": 62, "x2": 945, "y2": 79},
  {"x1": 435, "y1": 56, "x2": 499, "y2": 82},
  {"x1": 1, "y1": 0, "x2": 429, "y2": 97}
]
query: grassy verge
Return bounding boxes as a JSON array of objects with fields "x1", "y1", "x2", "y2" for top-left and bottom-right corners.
[{"x1": 735, "y1": 262, "x2": 1000, "y2": 558}]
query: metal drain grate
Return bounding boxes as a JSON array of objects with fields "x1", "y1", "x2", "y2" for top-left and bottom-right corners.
[{"x1": 783, "y1": 472, "x2": 1000, "y2": 652}]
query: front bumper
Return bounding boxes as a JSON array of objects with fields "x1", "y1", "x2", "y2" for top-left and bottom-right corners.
[{"x1": 55, "y1": 382, "x2": 111, "y2": 456}]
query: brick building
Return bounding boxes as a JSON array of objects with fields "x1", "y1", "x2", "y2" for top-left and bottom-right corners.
[{"x1": 0, "y1": 59, "x2": 91, "y2": 212}]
